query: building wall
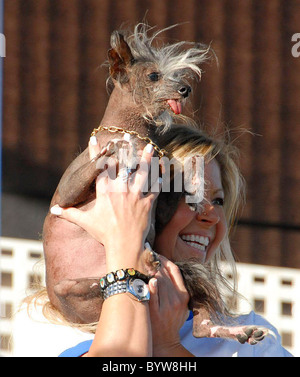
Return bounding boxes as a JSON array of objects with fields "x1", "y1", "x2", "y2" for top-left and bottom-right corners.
[
  {"x1": 222, "y1": 262, "x2": 300, "y2": 355},
  {"x1": 3, "y1": 0, "x2": 300, "y2": 267},
  {"x1": 0, "y1": 237, "x2": 43, "y2": 356}
]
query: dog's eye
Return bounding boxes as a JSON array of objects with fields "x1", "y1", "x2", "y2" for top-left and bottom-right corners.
[{"x1": 148, "y1": 72, "x2": 160, "y2": 81}]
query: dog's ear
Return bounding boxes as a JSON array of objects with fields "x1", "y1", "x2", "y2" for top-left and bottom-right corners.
[{"x1": 108, "y1": 31, "x2": 135, "y2": 83}]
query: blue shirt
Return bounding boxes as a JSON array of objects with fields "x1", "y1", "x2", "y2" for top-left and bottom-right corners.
[{"x1": 59, "y1": 311, "x2": 293, "y2": 357}]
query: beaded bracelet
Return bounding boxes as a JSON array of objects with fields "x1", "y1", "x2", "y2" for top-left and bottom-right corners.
[{"x1": 99, "y1": 268, "x2": 150, "y2": 293}]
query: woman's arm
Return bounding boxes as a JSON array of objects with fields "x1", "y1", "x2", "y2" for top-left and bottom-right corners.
[
  {"x1": 52, "y1": 138, "x2": 159, "y2": 357},
  {"x1": 88, "y1": 295, "x2": 152, "y2": 357}
]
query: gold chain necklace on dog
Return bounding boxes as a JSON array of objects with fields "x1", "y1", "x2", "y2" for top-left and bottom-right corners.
[{"x1": 91, "y1": 125, "x2": 167, "y2": 158}]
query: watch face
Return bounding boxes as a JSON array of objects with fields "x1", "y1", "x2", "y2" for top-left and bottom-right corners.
[{"x1": 127, "y1": 278, "x2": 150, "y2": 301}]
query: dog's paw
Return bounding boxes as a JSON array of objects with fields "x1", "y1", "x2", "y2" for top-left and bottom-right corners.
[
  {"x1": 236, "y1": 326, "x2": 268, "y2": 345},
  {"x1": 143, "y1": 242, "x2": 161, "y2": 276}
]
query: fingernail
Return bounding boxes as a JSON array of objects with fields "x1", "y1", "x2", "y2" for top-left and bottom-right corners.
[
  {"x1": 146, "y1": 143, "x2": 153, "y2": 153},
  {"x1": 90, "y1": 136, "x2": 98, "y2": 146},
  {"x1": 144, "y1": 242, "x2": 152, "y2": 250},
  {"x1": 50, "y1": 205, "x2": 62, "y2": 216},
  {"x1": 100, "y1": 146, "x2": 107, "y2": 155},
  {"x1": 150, "y1": 278, "x2": 157, "y2": 288},
  {"x1": 123, "y1": 133, "x2": 131, "y2": 142}
]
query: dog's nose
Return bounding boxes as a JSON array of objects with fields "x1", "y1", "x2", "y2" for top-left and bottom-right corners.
[{"x1": 178, "y1": 85, "x2": 192, "y2": 98}]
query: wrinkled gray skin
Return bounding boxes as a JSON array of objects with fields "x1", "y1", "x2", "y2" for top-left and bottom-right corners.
[{"x1": 42, "y1": 30, "x2": 268, "y2": 345}]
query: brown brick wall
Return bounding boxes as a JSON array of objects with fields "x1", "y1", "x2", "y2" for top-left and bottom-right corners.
[{"x1": 3, "y1": 0, "x2": 300, "y2": 267}]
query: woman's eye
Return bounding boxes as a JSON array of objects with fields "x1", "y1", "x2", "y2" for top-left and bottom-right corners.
[
  {"x1": 148, "y1": 72, "x2": 160, "y2": 81},
  {"x1": 213, "y1": 198, "x2": 224, "y2": 206}
]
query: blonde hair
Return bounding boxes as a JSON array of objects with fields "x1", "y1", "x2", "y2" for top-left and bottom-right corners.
[{"x1": 157, "y1": 124, "x2": 245, "y2": 310}]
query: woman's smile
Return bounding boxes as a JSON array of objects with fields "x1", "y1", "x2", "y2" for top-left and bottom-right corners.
[{"x1": 177, "y1": 234, "x2": 209, "y2": 261}]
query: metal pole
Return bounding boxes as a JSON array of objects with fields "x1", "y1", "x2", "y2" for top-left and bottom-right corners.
[
  {"x1": 0, "y1": 0, "x2": 4, "y2": 339},
  {"x1": 0, "y1": 0, "x2": 4, "y2": 236}
]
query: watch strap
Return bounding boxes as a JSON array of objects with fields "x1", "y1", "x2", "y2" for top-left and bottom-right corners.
[
  {"x1": 102, "y1": 278, "x2": 150, "y2": 302},
  {"x1": 102, "y1": 280, "x2": 127, "y2": 300}
]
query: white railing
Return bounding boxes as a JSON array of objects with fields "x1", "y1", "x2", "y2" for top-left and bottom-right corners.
[
  {"x1": 223, "y1": 262, "x2": 300, "y2": 355},
  {"x1": 0, "y1": 237, "x2": 44, "y2": 356}
]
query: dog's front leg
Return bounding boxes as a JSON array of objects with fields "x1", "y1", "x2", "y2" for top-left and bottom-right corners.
[
  {"x1": 56, "y1": 140, "x2": 120, "y2": 208},
  {"x1": 192, "y1": 305, "x2": 268, "y2": 344}
]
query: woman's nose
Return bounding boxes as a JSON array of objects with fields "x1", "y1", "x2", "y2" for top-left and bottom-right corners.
[{"x1": 195, "y1": 204, "x2": 220, "y2": 224}]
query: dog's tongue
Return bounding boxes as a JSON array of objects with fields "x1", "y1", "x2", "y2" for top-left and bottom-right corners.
[{"x1": 167, "y1": 100, "x2": 182, "y2": 115}]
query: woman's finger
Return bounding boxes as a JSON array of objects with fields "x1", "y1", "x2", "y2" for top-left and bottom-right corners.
[
  {"x1": 161, "y1": 257, "x2": 188, "y2": 294},
  {"x1": 149, "y1": 278, "x2": 161, "y2": 317},
  {"x1": 89, "y1": 136, "x2": 101, "y2": 160},
  {"x1": 147, "y1": 176, "x2": 162, "y2": 202},
  {"x1": 50, "y1": 204, "x2": 86, "y2": 227},
  {"x1": 151, "y1": 262, "x2": 174, "y2": 311},
  {"x1": 96, "y1": 157, "x2": 118, "y2": 194},
  {"x1": 154, "y1": 256, "x2": 189, "y2": 313},
  {"x1": 130, "y1": 144, "x2": 154, "y2": 193}
]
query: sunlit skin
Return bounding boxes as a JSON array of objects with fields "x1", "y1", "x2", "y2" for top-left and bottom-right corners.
[{"x1": 154, "y1": 159, "x2": 227, "y2": 263}]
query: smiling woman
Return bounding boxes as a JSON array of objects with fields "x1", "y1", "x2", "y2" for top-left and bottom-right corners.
[
  {"x1": 155, "y1": 159, "x2": 227, "y2": 264},
  {"x1": 154, "y1": 124, "x2": 245, "y2": 293}
]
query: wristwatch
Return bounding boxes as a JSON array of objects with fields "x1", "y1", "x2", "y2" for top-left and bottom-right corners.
[
  {"x1": 127, "y1": 277, "x2": 150, "y2": 301},
  {"x1": 102, "y1": 277, "x2": 150, "y2": 302}
]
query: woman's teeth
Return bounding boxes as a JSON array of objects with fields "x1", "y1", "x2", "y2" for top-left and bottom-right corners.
[{"x1": 181, "y1": 234, "x2": 209, "y2": 251}]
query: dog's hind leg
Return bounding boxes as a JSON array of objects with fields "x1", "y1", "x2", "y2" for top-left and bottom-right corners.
[{"x1": 178, "y1": 261, "x2": 269, "y2": 345}]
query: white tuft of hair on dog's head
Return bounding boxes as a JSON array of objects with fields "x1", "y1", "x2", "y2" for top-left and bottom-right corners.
[{"x1": 124, "y1": 23, "x2": 213, "y2": 81}]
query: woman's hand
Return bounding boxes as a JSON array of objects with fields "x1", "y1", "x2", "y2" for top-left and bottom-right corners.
[
  {"x1": 51, "y1": 136, "x2": 161, "y2": 272},
  {"x1": 149, "y1": 256, "x2": 194, "y2": 357}
]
